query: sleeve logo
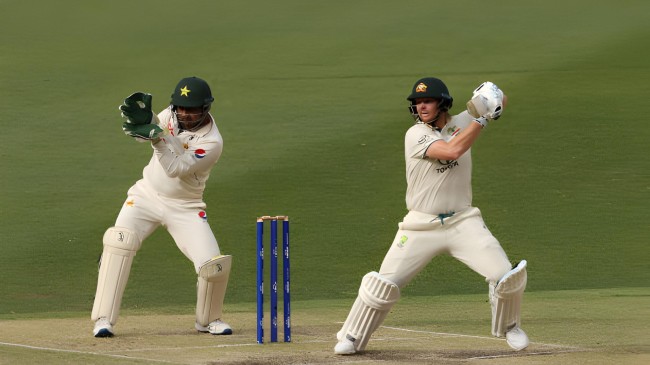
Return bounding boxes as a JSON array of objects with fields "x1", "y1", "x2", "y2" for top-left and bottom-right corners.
[
  {"x1": 194, "y1": 148, "x2": 206, "y2": 159},
  {"x1": 417, "y1": 135, "x2": 432, "y2": 144},
  {"x1": 198, "y1": 211, "x2": 208, "y2": 221}
]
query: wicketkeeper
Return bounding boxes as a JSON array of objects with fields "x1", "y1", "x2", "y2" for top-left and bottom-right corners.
[
  {"x1": 91, "y1": 77, "x2": 233, "y2": 337},
  {"x1": 334, "y1": 78, "x2": 529, "y2": 354}
]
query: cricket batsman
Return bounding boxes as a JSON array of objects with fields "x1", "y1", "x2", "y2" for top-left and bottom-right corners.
[
  {"x1": 91, "y1": 76, "x2": 233, "y2": 337},
  {"x1": 334, "y1": 78, "x2": 529, "y2": 354}
]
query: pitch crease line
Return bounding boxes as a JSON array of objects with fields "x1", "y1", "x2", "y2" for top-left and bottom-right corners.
[
  {"x1": 468, "y1": 349, "x2": 585, "y2": 360},
  {"x1": 0, "y1": 341, "x2": 178, "y2": 364},
  {"x1": 379, "y1": 325, "x2": 581, "y2": 350},
  {"x1": 113, "y1": 342, "x2": 259, "y2": 352}
]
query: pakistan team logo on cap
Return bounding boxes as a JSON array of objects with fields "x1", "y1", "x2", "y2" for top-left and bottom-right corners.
[{"x1": 180, "y1": 86, "x2": 191, "y2": 97}]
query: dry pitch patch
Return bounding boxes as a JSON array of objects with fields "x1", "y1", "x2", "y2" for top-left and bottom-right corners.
[
  {"x1": 0, "y1": 311, "x2": 631, "y2": 365},
  {"x1": 2, "y1": 290, "x2": 648, "y2": 364}
]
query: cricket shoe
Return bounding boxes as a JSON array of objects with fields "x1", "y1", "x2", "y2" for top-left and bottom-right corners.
[
  {"x1": 93, "y1": 317, "x2": 114, "y2": 338},
  {"x1": 334, "y1": 336, "x2": 357, "y2": 355},
  {"x1": 506, "y1": 327, "x2": 529, "y2": 351},
  {"x1": 195, "y1": 319, "x2": 233, "y2": 335}
]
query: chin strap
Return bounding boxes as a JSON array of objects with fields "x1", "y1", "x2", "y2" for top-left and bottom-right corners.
[
  {"x1": 173, "y1": 104, "x2": 212, "y2": 132},
  {"x1": 180, "y1": 115, "x2": 210, "y2": 132},
  {"x1": 409, "y1": 102, "x2": 446, "y2": 130},
  {"x1": 426, "y1": 110, "x2": 443, "y2": 130},
  {"x1": 422, "y1": 111, "x2": 446, "y2": 132},
  {"x1": 178, "y1": 109, "x2": 212, "y2": 132}
]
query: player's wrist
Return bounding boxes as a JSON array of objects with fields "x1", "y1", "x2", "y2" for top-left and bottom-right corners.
[{"x1": 473, "y1": 116, "x2": 489, "y2": 128}]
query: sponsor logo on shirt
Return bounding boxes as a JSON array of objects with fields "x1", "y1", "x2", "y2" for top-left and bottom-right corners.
[
  {"x1": 198, "y1": 211, "x2": 208, "y2": 221},
  {"x1": 194, "y1": 149, "x2": 206, "y2": 159},
  {"x1": 167, "y1": 121, "x2": 175, "y2": 136},
  {"x1": 436, "y1": 159, "x2": 459, "y2": 173}
]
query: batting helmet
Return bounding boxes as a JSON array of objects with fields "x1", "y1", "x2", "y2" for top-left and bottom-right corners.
[
  {"x1": 170, "y1": 76, "x2": 214, "y2": 108},
  {"x1": 406, "y1": 77, "x2": 453, "y2": 111}
]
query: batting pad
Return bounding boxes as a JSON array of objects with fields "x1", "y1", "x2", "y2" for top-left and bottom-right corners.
[
  {"x1": 490, "y1": 260, "x2": 527, "y2": 337},
  {"x1": 91, "y1": 227, "x2": 142, "y2": 324},
  {"x1": 196, "y1": 255, "x2": 232, "y2": 326},
  {"x1": 338, "y1": 272, "x2": 400, "y2": 352}
]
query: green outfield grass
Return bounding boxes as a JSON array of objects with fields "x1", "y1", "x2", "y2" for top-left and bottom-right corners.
[{"x1": 1, "y1": 3, "x2": 648, "y2": 361}]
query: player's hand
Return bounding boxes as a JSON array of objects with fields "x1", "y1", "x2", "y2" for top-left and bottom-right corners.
[
  {"x1": 466, "y1": 82, "x2": 504, "y2": 120},
  {"x1": 473, "y1": 116, "x2": 489, "y2": 128},
  {"x1": 122, "y1": 122, "x2": 163, "y2": 140},
  {"x1": 119, "y1": 92, "x2": 154, "y2": 125}
]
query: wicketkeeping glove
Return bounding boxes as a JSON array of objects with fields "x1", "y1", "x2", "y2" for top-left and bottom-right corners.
[
  {"x1": 122, "y1": 122, "x2": 163, "y2": 140},
  {"x1": 119, "y1": 92, "x2": 154, "y2": 125}
]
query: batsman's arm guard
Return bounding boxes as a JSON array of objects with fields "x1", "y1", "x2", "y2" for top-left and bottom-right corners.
[
  {"x1": 196, "y1": 255, "x2": 232, "y2": 326},
  {"x1": 490, "y1": 260, "x2": 527, "y2": 337},
  {"x1": 337, "y1": 272, "x2": 400, "y2": 352},
  {"x1": 91, "y1": 227, "x2": 142, "y2": 324}
]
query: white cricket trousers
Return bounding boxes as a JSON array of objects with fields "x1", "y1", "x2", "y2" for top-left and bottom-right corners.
[
  {"x1": 114, "y1": 180, "x2": 221, "y2": 273},
  {"x1": 379, "y1": 207, "x2": 512, "y2": 288}
]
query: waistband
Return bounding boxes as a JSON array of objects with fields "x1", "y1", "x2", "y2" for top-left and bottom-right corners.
[
  {"x1": 405, "y1": 210, "x2": 456, "y2": 224},
  {"x1": 399, "y1": 208, "x2": 478, "y2": 231}
]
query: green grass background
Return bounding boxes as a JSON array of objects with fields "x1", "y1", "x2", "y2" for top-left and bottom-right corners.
[{"x1": 1, "y1": 0, "x2": 648, "y2": 318}]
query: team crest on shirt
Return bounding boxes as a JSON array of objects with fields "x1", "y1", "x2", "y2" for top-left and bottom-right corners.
[
  {"x1": 194, "y1": 149, "x2": 206, "y2": 159},
  {"x1": 183, "y1": 143, "x2": 189, "y2": 150},
  {"x1": 126, "y1": 199, "x2": 135, "y2": 207},
  {"x1": 198, "y1": 211, "x2": 208, "y2": 221},
  {"x1": 446, "y1": 125, "x2": 460, "y2": 136}
]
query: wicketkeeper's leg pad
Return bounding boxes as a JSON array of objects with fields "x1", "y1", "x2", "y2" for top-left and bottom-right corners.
[
  {"x1": 196, "y1": 255, "x2": 232, "y2": 326},
  {"x1": 91, "y1": 227, "x2": 142, "y2": 324},
  {"x1": 490, "y1": 260, "x2": 527, "y2": 337},
  {"x1": 337, "y1": 272, "x2": 400, "y2": 352}
]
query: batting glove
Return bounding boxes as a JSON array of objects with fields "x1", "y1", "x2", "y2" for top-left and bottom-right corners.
[
  {"x1": 473, "y1": 116, "x2": 489, "y2": 128},
  {"x1": 466, "y1": 82, "x2": 504, "y2": 120}
]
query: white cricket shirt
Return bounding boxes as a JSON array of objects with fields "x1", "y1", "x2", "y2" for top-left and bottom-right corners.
[
  {"x1": 140, "y1": 107, "x2": 223, "y2": 200},
  {"x1": 404, "y1": 111, "x2": 474, "y2": 214}
]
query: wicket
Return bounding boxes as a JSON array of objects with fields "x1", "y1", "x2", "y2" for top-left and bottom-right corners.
[{"x1": 256, "y1": 215, "x2": 291, "y2": 344}]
